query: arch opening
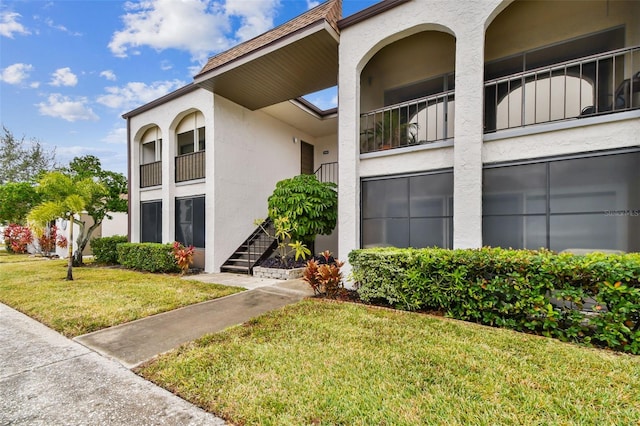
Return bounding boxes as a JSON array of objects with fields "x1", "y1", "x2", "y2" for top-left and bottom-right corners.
[
  {"x1": 484, "y1": 0, "x2": 640, "y2": 132},
  {"x1": 359, "y1": 30, "x2": 456, "y2": 153}
]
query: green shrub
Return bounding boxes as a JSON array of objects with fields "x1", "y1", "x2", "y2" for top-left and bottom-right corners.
[
  {"x1": 116, "y1": 242, "x2": 179, "y2": 273},
  {"x1": 91, "y1": 235, "x2": 127, "y2": 264},
  {"x1": 267, "y1": 174, "x2": 337, "y2": 245},
  {"x1": 349, "y1": 247, "x2": 640, "y2": 354}
]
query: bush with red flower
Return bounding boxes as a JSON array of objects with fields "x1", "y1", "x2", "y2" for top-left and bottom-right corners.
[{"x1": 3, "y1": 223, "x2": 33, "y2": 254}]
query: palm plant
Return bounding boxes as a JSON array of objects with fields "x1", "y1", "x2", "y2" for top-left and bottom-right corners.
[
  {"x1": 360, "y1": 109, "x2": 418, "y2": 152},
  {"x1": 28, "y1": 172, "x2": 106, "y2": 280}
]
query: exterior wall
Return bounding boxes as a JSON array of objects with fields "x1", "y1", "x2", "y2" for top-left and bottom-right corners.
[
  {"x1": 338, "y1": 0, "x2": 640, "y2": 278},
  {"x1": 211, "y1": 95, "x2": 318, "y2": 272},
  {"x1": 484, "y1": 113, "x2": 640, "y2": 164},
  {"x1": 360, "y1": 31, "x2": 456, "y2": 111},
  {"x1": 314, "y1": 133, "x2": 338, "y2": 168},
  {"x1": 129, "y1": 88, "x2": 328, "y2": 272},
  {"x1": 101, "y1": 212, "x2": 128, "y2": 238},
  {"x1": 57, "y1": 212, "x2": 128, "y2": 257},
  {"x1": 313, "y1": 132, "x2": 339, "y2": 257},
  {"x1": 485, "y1": 0, "x2": 640, "y2": 62},
  {"x1": 129, "y1": 88, "x2": 214, "y2": 253},
  {"x1": 54, "y1": 214, "x2": 93, "y2": 258},
  {"x1": 360, "y1": 143, "x2": 454, "y2": 178},
  {"x1": 339, "y1": 0, "x2": 504, "y2": 277}
]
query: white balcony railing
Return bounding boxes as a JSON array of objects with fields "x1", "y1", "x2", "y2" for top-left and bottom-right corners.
[
  {"x1": 359, "y1": 46, "x2": 639, "y2": 152},
  {"x1": 484, "y1": 45, "x2": 640, "y2": 132},
  {"x1": 360, "y1": 90, "x2": 455, "y2": 154}
]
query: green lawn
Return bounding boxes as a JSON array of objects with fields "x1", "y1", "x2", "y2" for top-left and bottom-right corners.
[
  {"x1": 0, "y1": 253, "x2": 243, "y2": 337},
  {"x1": 139, "y1": 300, "x2": 640, "y2": 426}
]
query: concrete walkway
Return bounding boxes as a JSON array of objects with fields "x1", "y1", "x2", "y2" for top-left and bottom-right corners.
[
  {"x1": 0, "y1": 302, "x2": 224, "y2": 425},
  {"x1": 75, "y1": 275, "x2": 313, "y2": 368},
  {"x1": 0, "y1": 273, "x2": 313, "y2": 425}
]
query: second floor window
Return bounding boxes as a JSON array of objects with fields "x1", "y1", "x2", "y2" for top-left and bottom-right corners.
[
  {"x1": 176, "y1": 111, "x2": 206, "y2": 155},
  {"x1": 177, "y1": 127, "x2": 205, "y2": 155}
]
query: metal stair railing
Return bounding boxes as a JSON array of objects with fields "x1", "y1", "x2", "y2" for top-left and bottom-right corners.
[
  {"x1": 221, "y1": 218, "x2": 277, "y2": 274},
  {"x1": 314, "y1": 162, "x2": 338, "y2": 185}
]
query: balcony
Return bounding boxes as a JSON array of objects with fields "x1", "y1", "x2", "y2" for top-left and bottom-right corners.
[
  {"x1": 175, "y1": 151, "x2": 205, "y2": 183},
  {"x1": 484, "y1": 46, "x2": 640, "y2": 133},
  {"x1": 360, "y1": 90, "x2": 455, "y2": 154},
  {"x1": 140, "y1": 161, "x2": 161, "y2": 188}
]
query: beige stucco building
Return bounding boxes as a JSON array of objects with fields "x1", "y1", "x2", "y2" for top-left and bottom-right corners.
[{"x1": 124, "y1": 0, "x2": 640, "y2": 274}]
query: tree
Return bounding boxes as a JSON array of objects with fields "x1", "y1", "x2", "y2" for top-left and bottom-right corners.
[
  {"x1": 61, "y1": 156, "x2": 128, "y2": 266},
  {"x1": 0, "y1": 126, "x2": 56, "y2": 184},
  {"x1": 267, "y1": 174, "x2": 338, "y2": 247},
  {"x1": 0, "y1": 182, "x2": 42, "y2": 225},
  {"x1": 28, "y1": 172, "x2": 105, "y2": 280}
]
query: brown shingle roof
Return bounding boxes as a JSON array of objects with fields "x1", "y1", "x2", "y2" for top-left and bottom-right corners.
[{"x1": 195, "y1": 0, "x2": 341, "y2": 77}]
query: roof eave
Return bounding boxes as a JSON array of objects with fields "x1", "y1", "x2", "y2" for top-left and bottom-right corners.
[
  {"x1": 122, "y1": 83, "x2": 198, "y2": 119},
  {"x1": 338, "y1": 0, "x2": 410, "y2": 30},
  {"x1": 194, "y1": 20, "x2": 334, "y2": 83},
  {"x1": 194, "y1": 20, "x2": 340, "y2": 111}
]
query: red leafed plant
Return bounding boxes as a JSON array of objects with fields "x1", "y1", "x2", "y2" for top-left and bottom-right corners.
[
  {"x1": 37, "y1": 225, "x2": 67, "y2": 257},
  {"x1": 303, "y1": 251, "x2": 344, "y2": 298},
  {"x1": 56, "y1": 235, "x2": 68, "y2": 249},
  {"x1": 3, "y1": 223, "x2": 33, "y2": 254},
  {"x1": 172, "y1": 241, "x2": 195, "y2": 275},
  {"x1": 303, "y1": 259, "x2": 321, "y2": 294}
]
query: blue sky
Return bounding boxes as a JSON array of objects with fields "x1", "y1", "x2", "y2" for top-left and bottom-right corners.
[{"x1": 0, "y1": 0, "x2": 378, "y2": 176}]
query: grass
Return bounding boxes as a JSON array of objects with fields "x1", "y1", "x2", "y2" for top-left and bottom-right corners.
[
  {"x1": 0, "y1": 252, "x2": 243, "y2": 337},
  {"x1": 139, "y1": 299, "x2": 640, "y2": 426}
]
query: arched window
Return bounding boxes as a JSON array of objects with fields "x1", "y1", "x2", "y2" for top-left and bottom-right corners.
[
  {"x1": 141, "y1": 126, "x2": 161, "y2": 164},
  {"x1": 176, "y1": 111, "x2": 205, "y2": 155},
  {"x1": 175, "y1": 111, "x2": 206, "y2": 182},
  {"x1": 140, "y1": 126, "x2": 162, "y2": 188}
]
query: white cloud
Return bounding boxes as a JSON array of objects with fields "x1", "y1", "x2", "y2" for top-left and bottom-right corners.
[
  {"x1": 101, "y1": 126, "x2": 127, "y2": 144},
  {"x1": 0, "y1": 63, "x2": 33, "y2": 85},
  {"x1": 43, "y1": 17, "x2": 82, "y2": 36},
  {"x1": 100, "y1": 70, "x2": 117, "y2": 81},
  {"x1": 49, "y1": 67, "x2": 78, "y2": 87},
  {"x1": 56, "y1": 145, "x2": 128, "y2": 175},
  {"x1": 160, "y1": 60, "x2": 173, "y2": 71},
  {"x1": 37, "y1": 94, "x2": 99, "y2": 122},
  {"x1": 306, "y1": 1, "x2": 320, "y2": 9},
  {"x1": 96, "y1": 79, "x2": 185, "y2": 110},
  {"x1": 188, "y1": 63, "x2": 205, "y2": 76},
  {"x1": 0, "y1": 11, "x2": 30, "y2": 38},
  {"x1": 109, "y1": 0, "x2": 281, "y2": 62},
  {"x1": 56, "y1": 145, "x2": 98, "y2": 158},
  {"x1": 225, "y1": 0, "x2": 279, "y2": 42},
  {"x1": 30, "y1": 81, "x2": 41, "y2": 88},
  {"x1": 109, "y1": 0, "x2": 231, "y2": 62}
]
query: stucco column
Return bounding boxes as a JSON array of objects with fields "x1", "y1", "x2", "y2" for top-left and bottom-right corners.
[
  {"x1": 338, "y1": 51, "x2": 361, "y2": 277},
  {"x1": 204, "y1": 94, "x2": 216, "y2": 272},
  {"x1": 128, "y1": 120, "x2": 140, "y2": 243},
  {"x1": 162, "y1": 123, "x2": 175, "y2": 244},
  {"x1": 452, "y1": 27, "x2": 485, "y2": 248}
]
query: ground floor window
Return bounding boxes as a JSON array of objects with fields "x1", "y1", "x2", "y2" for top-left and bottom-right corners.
[
  {"x1": 141, "y1": 201, "x2": 162, "y2": 243},
  {"x1": 361, "y1": 171, "x2": 453, "y2": 249},
  {"x1": 483, "y1": 150, "x2": 640, "y2": 252},
  {"x1": 175, "y1": 196, "x2": 205, "y2": 248}
]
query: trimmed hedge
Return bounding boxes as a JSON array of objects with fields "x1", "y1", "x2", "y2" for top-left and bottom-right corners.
[
  {"x1": 349, "y1": 247, "x2": 640, "y2": 354},
  {"x1": 91, "y1": 235, "x2": 128, "y2": 264},
  {"x1": 116, "y1": 243, "x2": 179, "y2": 273}
]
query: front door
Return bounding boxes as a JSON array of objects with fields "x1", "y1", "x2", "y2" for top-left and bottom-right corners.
[{"x1": 301, "y1": 141, "x2": 314, "y2": 175}]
